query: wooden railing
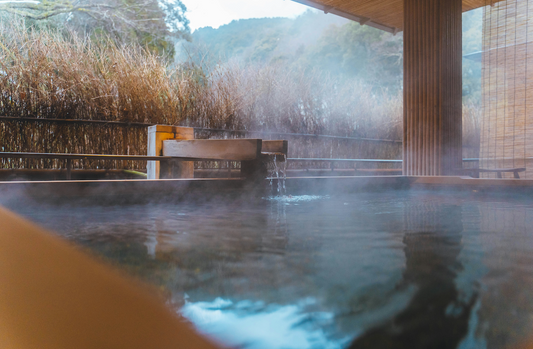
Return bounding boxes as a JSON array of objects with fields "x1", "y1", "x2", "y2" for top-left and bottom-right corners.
[
  {"x1": 0, "y1": 139, "x2": 288, "y2": 181},
  {"x1": 0, "y1": 152, "x2": 528, "y2": 180}
]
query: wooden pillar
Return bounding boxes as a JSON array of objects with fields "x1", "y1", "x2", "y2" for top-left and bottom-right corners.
[
  {"x1": 403, "y1": 0, "x2": 462, "y2": 176},
  {"x1": 147, "y1": 126, "x2": 194, "y2": 179}
]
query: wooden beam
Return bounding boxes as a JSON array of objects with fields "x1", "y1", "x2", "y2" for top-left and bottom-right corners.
[
  {"x1": 359, "y1": 17, "x2": 371, "y2": 26},
  {"x1": 163, "y1": 139, "x2": 262, "y2": 161},
  {"x1": 290, "y1": 0, "x2": 397, "y2": 33}
]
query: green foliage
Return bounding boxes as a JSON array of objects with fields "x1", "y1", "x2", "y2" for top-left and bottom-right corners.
[
  {"x1": 305, "y1": 22, "x2": 402, "y2": 92},
  {"x1": 0, "y1": 0, "x2": 191, "y2": 58},
  {"x1": 192, "y1": 17, "x2": 293, "y2": 61},
  {"x1": 189, "y1": 11, "x2": 402, "y2": 93},
  {"x1": 190, "y1": 9, "x2": 482, "y2": 101},
  {"x1": 158, "y1": 0, "x2": 190, "y2": 39}
]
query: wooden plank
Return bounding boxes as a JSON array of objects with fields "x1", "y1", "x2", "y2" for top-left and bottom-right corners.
[
  {"x1": 413, "y1": 176, "x2": 533, "y2": 187},
  {"x1": 288, "y1": 158, "x2": 402, "y2": 163},
  {"x1": 285, "y1": 168, "x2": 402, "y2": 177},
  {"x1": 0, "y1": 206, "x2": 220, "y2": 349},
  {"x1": 261, "y1": 140, "x2": 288, "y2": 155},
  {"x1": 456, "y1": 167, "x2": 526, "y2": 179},
  {"x1": 163, "y1": 139, "x2": 262, "y2": 161},
  {"x1": 478, "y1": 168, "x2": 527, "y2": 173}
]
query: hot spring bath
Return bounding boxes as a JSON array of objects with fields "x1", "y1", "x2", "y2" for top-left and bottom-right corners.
[{"x1": 7, "y1": 189, "x2": 533, "y2": 349}]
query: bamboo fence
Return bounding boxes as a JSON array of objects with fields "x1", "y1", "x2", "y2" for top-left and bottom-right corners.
[{"x1": 480, "y1": 0, "x2": 533, "y2": 178}]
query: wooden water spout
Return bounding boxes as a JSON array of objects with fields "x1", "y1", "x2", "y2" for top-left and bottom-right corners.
[{"x1": 148, "y1": 125, "x2": 288, "y2": 183}]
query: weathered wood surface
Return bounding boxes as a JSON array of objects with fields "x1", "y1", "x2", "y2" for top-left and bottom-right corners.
[{"x1": 163, "y1": 139, "x2": 262, "y2": 161}]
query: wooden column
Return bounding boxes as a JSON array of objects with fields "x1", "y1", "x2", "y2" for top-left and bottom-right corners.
[{"x1": 403, "y1": 0, "x2": 462, "y2": 176}]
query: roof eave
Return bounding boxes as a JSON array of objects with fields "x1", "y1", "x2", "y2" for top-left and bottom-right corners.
[{"x1": 292, "y1": 0, "x2": 400, "y2": 34}]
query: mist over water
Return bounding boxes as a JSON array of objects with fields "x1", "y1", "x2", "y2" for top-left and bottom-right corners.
[{"x1": 8, "y1": 190, "x2": 533, "y2": 349}]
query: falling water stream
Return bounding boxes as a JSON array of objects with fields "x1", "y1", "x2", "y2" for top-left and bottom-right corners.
[{"x1": 267, "y1": 154, "x2": 287, "y2": 196}]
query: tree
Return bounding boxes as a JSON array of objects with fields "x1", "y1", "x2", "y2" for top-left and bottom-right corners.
[
  {"x1": 0, "y1": 0, "x2": 190, "y2": 56},
  {"x1": 158, "y1": 0, "x2": 189, "y2": 40}
]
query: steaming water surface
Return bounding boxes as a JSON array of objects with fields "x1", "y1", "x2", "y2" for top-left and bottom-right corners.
[{"x1": 9, "y1": 191, "x2": 533, "y2": 349}]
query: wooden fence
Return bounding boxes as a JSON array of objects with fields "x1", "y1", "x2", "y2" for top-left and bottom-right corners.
[{"x1": 0, "y1": 118, "x2": 403, "y2": 172}]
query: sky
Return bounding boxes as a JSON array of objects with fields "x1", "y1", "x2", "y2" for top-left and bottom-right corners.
[{"x1": 180, "y1": 0, "x2": 311, "y2": 31}]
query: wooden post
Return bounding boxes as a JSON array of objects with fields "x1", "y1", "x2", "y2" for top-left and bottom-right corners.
[
  {"x1": 147, "y1": 126, "x2": 194, "y2": 179},
  {"x1": 240, "y1": 139, "x2": 266, "y2": 183},
  {"x1": 403, "y1": 0, "x2": 462, "y2": 176}
]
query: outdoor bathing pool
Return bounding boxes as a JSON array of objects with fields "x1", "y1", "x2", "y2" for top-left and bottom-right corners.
[{"x1": 8, "y1": 190, "x2": 533, "y2": 349}]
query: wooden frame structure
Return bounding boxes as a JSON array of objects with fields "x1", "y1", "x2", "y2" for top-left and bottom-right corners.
[
  {"x1": 146, "y1": 125, "x2": 288, "y2": 181},
  {"x1": 292, "y1": 0, "x2": 495, "y2": 176},
  {"x1": 291, "y1": 0, "x2": 489, "y2": 33}
]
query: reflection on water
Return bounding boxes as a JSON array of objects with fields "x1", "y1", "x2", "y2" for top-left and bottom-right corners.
[
  {"x1": 181, "y1": 297, "x2": 342, "y2": 349},
  {"x1": 8, "y1": 191, "x2": 533, "y2": 348},
  {"x1": 349, "y1": 205, "x2": 475, "y2": 349}
]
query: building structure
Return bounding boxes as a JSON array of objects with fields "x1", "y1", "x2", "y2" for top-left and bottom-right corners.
[{"x1": 292, "y1": 0, "x2": 497, "y2": 176}]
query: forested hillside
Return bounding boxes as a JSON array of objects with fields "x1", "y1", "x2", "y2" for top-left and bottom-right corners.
[{"x1": 188, "y1": 9, "x2": 482, "y2": 102}]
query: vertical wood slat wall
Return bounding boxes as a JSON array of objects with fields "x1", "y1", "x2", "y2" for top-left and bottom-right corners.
[
  {"x1": 480, "y1": 0, "x2": 533, "y2": 178},
  {"x1": 403, "y1": 0, "x2": 463, "y2": 176}
]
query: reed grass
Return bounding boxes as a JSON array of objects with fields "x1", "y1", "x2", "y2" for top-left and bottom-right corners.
[
  {"x1": 0, "y1": 20, "x2": 481, "y2": 171},
  {"x1": 0, "y1": 21, "x2": 186, "y2": 123}
]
